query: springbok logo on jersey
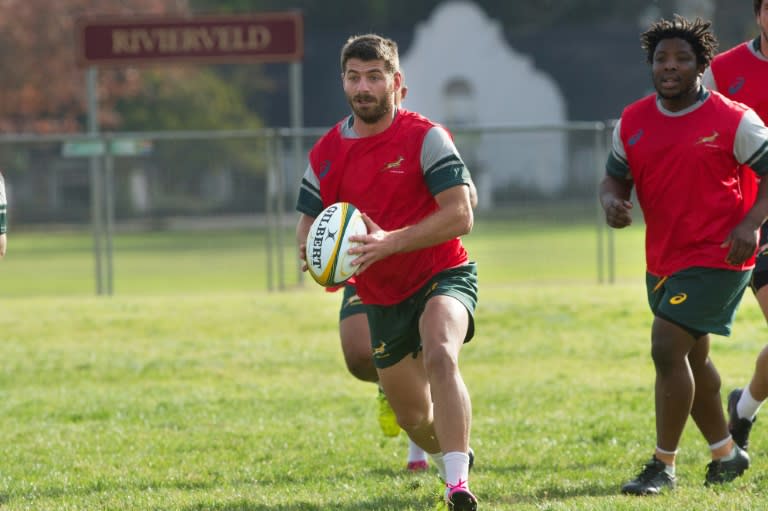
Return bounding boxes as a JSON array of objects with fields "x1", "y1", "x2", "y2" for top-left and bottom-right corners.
[
  {"x1": 380, "y1": 156, "x2": 405, "y2": 173},
  {"x1": 696, "y1": 131, "x2": 719, "y2": 147}
]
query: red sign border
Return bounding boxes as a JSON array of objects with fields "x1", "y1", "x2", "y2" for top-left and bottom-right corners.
[{"x1": 76, "y1": 11, "x2": 304, "y2": 68}]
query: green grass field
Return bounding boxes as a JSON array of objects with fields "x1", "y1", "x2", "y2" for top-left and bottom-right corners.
[
  {"x1": 1, "y1": 220, "x2": 766, "y2": 510},
  {"x1": 0, "y1": 218, "x2": 643, "y2": 297}
]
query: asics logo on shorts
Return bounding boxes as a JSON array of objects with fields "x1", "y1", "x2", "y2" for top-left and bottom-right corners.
[{"x1": 669, "y1": 293, "x2": 688, "y2": 305}]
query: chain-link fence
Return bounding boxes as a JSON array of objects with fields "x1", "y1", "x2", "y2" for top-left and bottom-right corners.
[{"x1": 0, "y1": 122, "x2": 617, "y2": 294}]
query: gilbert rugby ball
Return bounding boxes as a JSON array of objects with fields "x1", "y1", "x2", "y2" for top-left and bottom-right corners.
[{"x1": 305, "y1": 202, "x2": 368, "y2": 287}]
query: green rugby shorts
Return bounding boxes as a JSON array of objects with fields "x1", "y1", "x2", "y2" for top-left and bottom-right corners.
[
  {"x1": 646, "y1": 267, "x2": 751, "y2": 337},
  {"x1": 339, "y1": 283, "x2": 365, "y2": 321},
  {"x1": 366, "y1": 262, "x2": 478, "y2": 369}
]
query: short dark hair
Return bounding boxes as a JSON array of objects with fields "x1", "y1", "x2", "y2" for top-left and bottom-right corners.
[
  {"x1": 340, "y1": 34, "x2": 399, "y2": 75},
  {"x1": 756, "y1": 0, "x2": 764, "y2": 15},
  {"x1": 640, "y1": 15, "x2": 718, "y2": 67}
]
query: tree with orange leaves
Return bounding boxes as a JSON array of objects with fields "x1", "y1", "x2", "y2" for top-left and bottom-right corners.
[{"x1": 0, "y1": 0, "x2": 190, "y2": 133}]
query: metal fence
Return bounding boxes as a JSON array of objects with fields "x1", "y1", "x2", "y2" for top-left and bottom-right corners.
[{"x1": 0, "y1": 121, "x2": 615, "y2": 294}]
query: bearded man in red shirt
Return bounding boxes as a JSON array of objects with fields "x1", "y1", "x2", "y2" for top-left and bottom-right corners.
[{"x1": 296, "y1": 34, "x2": 478, "y2": 511}]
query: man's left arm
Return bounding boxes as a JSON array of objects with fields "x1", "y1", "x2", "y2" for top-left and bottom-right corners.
[
  {"x1": 467, "y1": 178, "x2": 478, "y2": 209},
  {"x1": 349, "y1": 184, "x2": 472, "y2": 274},
  {"x1": 381, "y1": 183, "x2": 473, "y2": 252},
  {"x1": 723, "y1": 109, "x2": 768, "y2": 264}
]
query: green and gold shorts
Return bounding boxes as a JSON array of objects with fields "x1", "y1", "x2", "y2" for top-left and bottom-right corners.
[
  {"x1": 339, "y1": 283, "x2": 365, "y2": 321},
  {"x1": 646, "y1": 267, "x2": 751, "y2": 337},
  {"x1": 366, "y1": 262, "x2": 478, "y2": 369}
]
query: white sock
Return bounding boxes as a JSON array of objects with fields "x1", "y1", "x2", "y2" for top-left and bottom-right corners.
[
  {"x1": 720, "y1": 447, "x2": 737, "y2": 461},
  {"x1": 709, "y1": 437, "x2": 736, "y2": 461},
  {"x1": 737, "y1": 386, "x2": 763, "y2": 421},
  {"x1": 655, "y1": 447, "x2": 677, "y2": 476},
  {"x1": 655, "y1": 446, "x2": 678, "y2": 456},
  {"x1": 429, "y1": 451, "x2": 446, "y2": 481},
  {"x1": 443, "y1": 451, "x2": 470, "y2": 488},
  {"x1": 408, "y1": 438, "x2": 428, "y2": 463},
  {"x1": 709, "y1": 436, "x2": 730, "y2": 452}
]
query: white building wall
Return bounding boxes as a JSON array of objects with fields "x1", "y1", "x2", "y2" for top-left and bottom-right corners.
[{"x1": 400, "y1": 1, "x2": 568, "y2": 202}]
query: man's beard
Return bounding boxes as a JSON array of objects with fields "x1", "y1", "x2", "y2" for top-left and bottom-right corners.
[
  {"x1": 348, "y1": 93, "x2": 392, "y2": 124},
  {"x1": 762, "y1": 28, "x2": 768, "y2": 56}
]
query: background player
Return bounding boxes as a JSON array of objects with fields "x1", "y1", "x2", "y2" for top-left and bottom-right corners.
[
  {"x1": 600, "y1": 15, "x2": 768, "y2": 495},
  {"x1": 701, "y1": 0, "x2": 768, "y2": 452}
]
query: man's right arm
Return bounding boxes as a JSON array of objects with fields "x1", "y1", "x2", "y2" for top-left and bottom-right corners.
[
  {"x1": 296, "y1": 213, "x2": 315, "y2": 271},
  {"x1": 295, "y1": 159, "x2": 323, "y2": 270},
  {"x1": 599, "y1": 176, "x2": 634, "y2": 228},
  {"x1": 467, "y1": 179, "x2": 478, "y2": 209},
  {"x1": 600, "y1": 120, "x2": 634, "y2": 228},
  {"x1": 701, "y1": 66, "x2": 718, "y2": 91}
]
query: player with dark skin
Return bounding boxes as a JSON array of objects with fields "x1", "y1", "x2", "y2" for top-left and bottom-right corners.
[
  {"x1": 702, "y1": 0, "x2": 768, "y2": 451},
  {"x1": 601, "y1": 16, "x2": 768, "y2": 495}
]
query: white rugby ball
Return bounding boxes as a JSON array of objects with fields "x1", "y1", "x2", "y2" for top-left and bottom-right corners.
[{"x1": 305, "y1": 202, "x2": 368, "y2": 287}]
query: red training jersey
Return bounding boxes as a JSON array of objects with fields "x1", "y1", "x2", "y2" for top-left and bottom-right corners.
[
  {"x1": 308, "y1": 110, "x2": 468, "y2": 305},
  {"x1": 710, "y1": 41, "x2": 768, "y2": 121},
  {"x1": 710, "y1": 40, "x2": 768, "y2": 205},
  {"x1": 619, "y1": 92, "x2": 755, "y2": 276}
]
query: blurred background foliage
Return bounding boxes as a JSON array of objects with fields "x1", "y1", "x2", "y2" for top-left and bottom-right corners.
[{"x1": 0, "y1": 0, "x2": 752, "y2": 134}]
